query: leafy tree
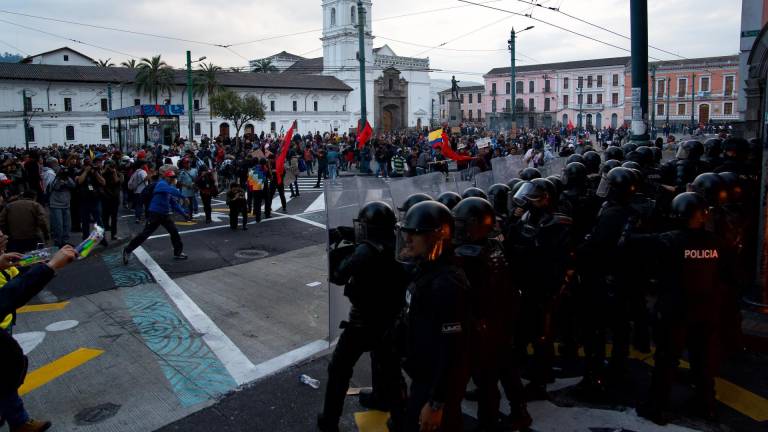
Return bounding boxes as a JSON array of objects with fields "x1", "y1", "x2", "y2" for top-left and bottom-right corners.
[
  {"x1": 135, "y1": 55, "x2": 174, "y2": 104},
  {"x1": 97, "y1": 58, "x2": 114, "y2": 67},
  {"x1": 0, "y1": 52, "x2": 22, "y2": 63},
  {"x1": 209, "y1": 89, "x2": 266, "y2": 139},
  {"x1": 193, "y1": 62, "x2": 223, "y2": 138},
  {"x1": 120, "y1": 59, "x2": 138, "y2": 68},
  {"x1": 251, "y1": 59, "x2": 277, "y2": 73}
]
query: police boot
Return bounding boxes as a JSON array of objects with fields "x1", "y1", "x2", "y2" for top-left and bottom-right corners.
[
  {"x1": 10, "y1": 419, "x2": 52, "y2": 432},
  {"x1": 499, "y1": 404, "x2": 532, "y2": 431},
  {"x1": 316, "y1": 414, "x2": 339, "y2": 432},
  {"x1": 358, "y1": 391, "x2": 390, "y2": 411}
]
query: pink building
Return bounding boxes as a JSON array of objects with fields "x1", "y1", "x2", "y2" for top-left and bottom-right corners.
[{"x1": 483, "y1": 57, "x2": 630, "y2": 130}]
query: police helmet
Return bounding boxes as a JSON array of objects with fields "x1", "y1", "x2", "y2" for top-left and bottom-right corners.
[
  {"x1": 604, "y1": 146, "x2": 625, "y2": 162},
  {"x1": 691, "y1": 173, "x2": 726, "y2": 206},
  {"x1": 437, "y1": 191, "x2": 462, "y2": 210},
  {"x1": 566, "y1": 154, "x2": 585, "y2": 165},
  {"x1": 354, "y1": 201, "x2": 397, "y2": 244},
  {"x1": 621, "y1": 143, "x2": 638, "y2": 154},
  {"x1": 487, "y1": 183, "x2": 511, "y2": 216},
  {"x1": 452, "y1": 197, "x2": 496, "y2": 244},
  {"x1": 704, "y1": 138, "x2": 723, "y2": 158},
  {"x1": 723, "y1": 137, "x2": 749, "y2": 158},
  {"x1": 582, "y1": 151, "x2": 601, "y2": 174},
  {"x1": 519, "y1": 167, "x2": 542, "y2": 181},
  {"x1": 622, "y1": 161, "x2": 642, "y2": 171},
  {"x1": 398, "y1": 193, "x2": 433, "y2": 215},
  {"x1": 396, "y1": 201, "x2": 454, "y2": 263},
  {"x1": 670, "y1": 192, "x2": 709, "y2": 226},
  {"x1": 506, "y1": 178, "x2": 523, "y2": 190},
  {"x1": 717, "y1": 172, "x2": 743, "y2": 203},
  {"x1": 601, "y1": 159, "x2": 622, "y2": 176},
  {"x1": 462, "y1": 187, "x2": 488, "y2": 200},
  {"x1": 633, "y1": 146, "x2": 654, "y2": 167},
  {"x1": 562, "y1": 162, "x2": 587, "y2": 189},
  {"x1": 605, "y1": 167, "x2": 637, "y2": 203},
  {"x1": 676, "y1": 140, "x2": 704, "y2": 161}
]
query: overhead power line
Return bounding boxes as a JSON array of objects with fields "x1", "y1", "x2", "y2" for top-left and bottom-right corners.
[
  {"x1": 457, "y1": 0, "x2": 665, "y2": 61},
  {"x1": 508, "y1": 0, "x2": 686, "y2": 59},
  {"x1": 0, "y1": 38, "x2": 29, "y2": 56}
]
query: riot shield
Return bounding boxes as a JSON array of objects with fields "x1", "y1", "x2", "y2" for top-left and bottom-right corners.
[
  {"x1": 389, "y1": 172, "x2": 445, "y2": 212},
  {"x1": 473, "y1": 170, "x2": 495, "y2": 192},
  {"x1": 492, "y1": 155, "x2": 527, "y2": 184},
  {"x1": 540, "y1": 157, "x2": 567, "y2": 177},
  {"x1": 325, "y1": 176, "x2": 360, "y2": 343}
]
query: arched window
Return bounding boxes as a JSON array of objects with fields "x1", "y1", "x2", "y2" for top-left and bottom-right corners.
[
  {"x1": 330, "y1": 8, "x2": 336, "y2": 27},
  {"x1": 562, "y1": 114, "x2": 568, "y2": 126},
  {"x1": 611, "y1": 113, "x2": 618, "y2": 128},
  {"x1": 351, "y1": 6, "x2": 356, "y2": 24},
  {"x1": 65, "y1": 125, "x2": 75, "y2": 141}
]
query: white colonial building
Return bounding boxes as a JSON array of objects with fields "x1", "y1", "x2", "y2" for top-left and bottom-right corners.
[
  {"x1": 253, "y1": 0, "x2": 433, "y2": 132},
  {"x1": 0, "y1": 47, "x2": 352, "y2": 148}
]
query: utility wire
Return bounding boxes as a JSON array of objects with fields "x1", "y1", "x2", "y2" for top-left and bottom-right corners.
[
  {"x1": 0, "y1": 38, "x2": 29, "y2": 56},
  {"x1": 0, "y1": 17, "x2": 141, "y2": 59},
  {"x1": 457, "y1": 0, "x2": 665, "y2": 61},
  {"x1": 412, "y1": 14, "x2": 515, "y2": 57},
  {"x1": 508, "y1": 0, "x2": 686, "y2": 59}
]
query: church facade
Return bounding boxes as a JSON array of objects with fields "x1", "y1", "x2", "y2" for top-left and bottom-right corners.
[{"x1": 268, "y1": 0, "x2": 432, "y2": 132}]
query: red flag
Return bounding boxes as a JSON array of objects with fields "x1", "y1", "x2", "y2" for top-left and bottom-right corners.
[
  {"x1": 440, "y1": 132, "x2": 473, "y2": 162},
  {"x1": 276, "y1": 120, "x2": 296, "y2": 185},
  {"x1": 357, "y1": 120, "x2": 372, "y2": 150}
]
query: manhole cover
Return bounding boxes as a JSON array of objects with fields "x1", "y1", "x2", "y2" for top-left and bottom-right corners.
[
  {"x1": 75, "y1": 403, "x2": 121, "y2": 424},
  {"x1": 234, "y1": 249, "x2": 269, "y2": 260}
]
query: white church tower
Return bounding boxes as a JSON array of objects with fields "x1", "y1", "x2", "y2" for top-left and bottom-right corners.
[{"x1": 321, "y1": 0, "x2": 375, "y2": 130}]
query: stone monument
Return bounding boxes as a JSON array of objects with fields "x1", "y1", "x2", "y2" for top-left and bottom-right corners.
[{"x1": 448, "y1": 75, "x2": 462, "y2": 128}]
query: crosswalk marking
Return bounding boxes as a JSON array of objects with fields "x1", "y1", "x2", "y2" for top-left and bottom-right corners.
[{"x1": 19, "y1": 348, "x2": 104, "y2": 395}]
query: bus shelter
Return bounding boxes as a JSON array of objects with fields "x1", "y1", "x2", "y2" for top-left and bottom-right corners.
[{"x1": 108, "y1": 104, "x2": 184, "y2": 151}]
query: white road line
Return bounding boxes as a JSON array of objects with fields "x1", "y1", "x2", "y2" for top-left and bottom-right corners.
[
  {"x1": 248, "y1": 339, "x2": 328, "y2": 382},
  {"x1": 274, "y1": 212, "x2": 327, "y2": 230},
  {"x1": 147, "y1": 215, "x2": 291, "y2": 239},
  {"x1": 133, "y1": 247, "x2": 257, "y2": 385},
  {"x1": 305, "y1": 193, "x2": 326, "y2": 213}
]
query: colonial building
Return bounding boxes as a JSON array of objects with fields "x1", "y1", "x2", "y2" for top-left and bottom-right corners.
[
  {"x1": 252, "y1": 0, "x2": 432, "y2": 132},
  {"x1": 483, "y1": 57, "x2": 630, "y2": 130},
  {"x1": 623, "y1": 55, "x2": 739, "y2": 128},
  {"x1": 0, "y1": 47, "x2": 352, "y2": 148},
  {"x1": 437, "y1": 85, "x2": 485, "y2": 124}
]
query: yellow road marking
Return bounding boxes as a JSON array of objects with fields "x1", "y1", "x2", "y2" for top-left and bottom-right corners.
[
  {"x1": 19, "y1": 348, "x2": 104, "y2": 396},
  {"x1": 715, "y1": 377, "x2": 768, "y2": 422},
  {"x1": 17, "y1": 301, "x2": 70, "y2": 313},
  {"x1": 354, "y1": 410, "x2": 390, "y2": 432},
  {"x1": 176, "y1": 221, "x2": 197, "y2": 226},
  {"x1": 212, "y1": 207, "x2": 229, "y2": 212}
]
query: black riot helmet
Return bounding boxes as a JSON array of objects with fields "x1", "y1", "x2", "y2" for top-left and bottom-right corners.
[
  {"x1": 566, "y1": 154, "x2": 585, "y2": 165},
  {"x1": 704, "y1": 138, "x2": 723, "y2": 158},
  {"x1": 506, "y1": 178, "x2": 523, "y2": 190},
  {"x1": 601, "y1": 159, "x2": 622, "y2": 175},
  {"x1": 691, "y1": 173, "x2": 726, "y2": 206},
  {"x1": 546, "y1": 176, "x2": 564, "y2": 196},
  {"x1": 562, "y1": 162, "x2": 587, "y2": 189},
  {"x1": 676, "y1": 140, "x2": 704, "y2": 161},
  {"x1": 596, "y1": 159, "x2": 622, "y2": 197},
  {"x1": 621, "y1": 143, "x2": 638, "y2": 154},
  {"x1": 354, "y1": 201, "x2": 397, "y2": 244},
  {"x1": 605, "y1": 167, "x2": 637, "y2": 203},
  {"x1": 519, "y1": 167, "x2": 542, "y2": 181},
  {"x1": 670, "y1": 192, "x2": 709, "y2": 229},
  {"x1": 582, "y1": 151, "x2": 601, "y2": 174},
  {"x1": 398, "y1": 193, "x2": 433, "y2": 217},
  {"x1": 437, "y1": 191, "x2": 462, "y2": 210},
  {"x1": 717, "y1": 172, "x2": 743, "y2": 204},
  {"x1": 633, "y1": 146, "x2": 654, "y2": 168},
  {"x1": 487, "y1": 183, "x2": 511, "y2": 217},
  {"x1": 452, "y1": 197, "x2": 496, "y2": 244},
  {"x1": 723, "y1": 137, "x2": 749, "y2": 161},
  {"x1": 462, "y1": 187, "x2": 488, "y2": 200},
  {"x1": 604, "y1": 146, "x2": 625, "y2": 162},
  {"x1": 396, "y1": 201, "x2": 454, "y2": 263},
  {"x1": 622, "y1": 161, "x2": 642, "y2": 171},
  {"x1": 651, "y1": 147, "x2": 662, "y2": 164},
  {"x1": 511, "y1": 180, "x2": 546, "y2": 209}
]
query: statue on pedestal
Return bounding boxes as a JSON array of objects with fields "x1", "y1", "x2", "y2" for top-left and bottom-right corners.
[{"x1": 451, "y1": 75, "x2": 460, "y2": 100}]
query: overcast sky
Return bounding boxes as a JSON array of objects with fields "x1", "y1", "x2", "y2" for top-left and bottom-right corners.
[{"x1": 0, "y1": 0, "x2": 741, "y2": 82}]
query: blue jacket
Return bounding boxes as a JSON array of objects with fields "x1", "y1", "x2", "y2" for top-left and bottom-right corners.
[{"x1": 149, "y1": 179, "x2": 187, "y2": 216}]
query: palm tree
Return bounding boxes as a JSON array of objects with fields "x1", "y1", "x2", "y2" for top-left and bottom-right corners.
[
  {"x1": 251, "y1": 59, "x2": 278, "y2": 73},
  {"x1": 135, "y1": 55, "x2": 174, "y2": 104},
  {"x1": 193, "y1": 62, "x2": 223, "y2": 139},
  {"x1": 97, "y1": 58, "x2": 114, "y2": 67},
  {"x1": 120, "y1": 59, "x2": 138, "y2": 69}
]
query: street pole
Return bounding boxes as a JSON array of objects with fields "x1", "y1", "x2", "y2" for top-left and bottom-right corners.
[
  {"x1": 579, "y1": 85, "x2": 583, "y2": 134},
  {"x1": 651, "y1": 65, "x2": 656, "y2": 138},
  {"x1": 107, "y1": 83, "x2": 113, "y2": 143},
  {"x1": 357, "y1": 0, "x2": 367, "y2": 126},
  {"x1": 690, "y1": 72, "x2": 696, "y2": 132},
  {"x1": 508, "y1": 28, "x2": 516, "y2": 131},
  {"x1": 629, "y1": 0, "x2": 649, "y2": 144},
  {"x1": 22, "y1": 89, "x2": 29, "y2": 150},
  {"x1": 186, "y1": 50, "x2": 194, "y2": 142},
  {"x1": 665, "y1": 76, "x2": 670, "y2": 128}
]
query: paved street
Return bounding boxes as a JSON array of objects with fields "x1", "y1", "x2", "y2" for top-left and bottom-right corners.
[{"x1": 7, "y1": 171, "x2": 767, "y2": 432}]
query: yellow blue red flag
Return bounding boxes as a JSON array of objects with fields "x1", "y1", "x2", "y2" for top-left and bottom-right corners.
[{"x1": 428, "y1": 130, "x2": 444, "y2": 147}]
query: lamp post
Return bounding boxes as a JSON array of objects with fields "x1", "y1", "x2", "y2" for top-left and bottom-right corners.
[
  {"x1": 186, "y1": 51, "x2": 207, "y2": 142},
  {"x1": 357, "y1": 0, "x2": 368, "y2": 125},
  {"x1": 508, "y1": 25, "x2": 534, "y2": 132},
  {"x1": 629, "y1": 0, "x2": 650, "y2": 144}
]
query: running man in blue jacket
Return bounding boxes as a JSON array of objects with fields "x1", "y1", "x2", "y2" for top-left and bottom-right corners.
[{"x1": 123, "y1": 170, "x2": 190, "y2": 264}]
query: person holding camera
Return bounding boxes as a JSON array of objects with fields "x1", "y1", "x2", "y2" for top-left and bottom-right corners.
[
  {"x1": 49, "y1": 170, "x2": 76, "y2": 248},
  {"x1": 75, "y1": 159, "x2": 107, "y2": 244}
]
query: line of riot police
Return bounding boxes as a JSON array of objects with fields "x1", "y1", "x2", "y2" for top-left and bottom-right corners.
[{"x1": 317, "y1": 136, "x2": 760, "y2": 431}]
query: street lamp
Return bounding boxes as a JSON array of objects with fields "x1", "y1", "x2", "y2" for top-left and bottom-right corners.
[
  {"x1": 186, "y1": 53, "x2": 207, "y2": 142},
  {"x1": 508, "y1": 25, "x2": 534, "y2": 132}
]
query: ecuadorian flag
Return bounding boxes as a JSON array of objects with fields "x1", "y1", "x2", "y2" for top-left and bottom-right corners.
[{"x1": 428, "y1": 129, "x2": 444, "y2": 147}]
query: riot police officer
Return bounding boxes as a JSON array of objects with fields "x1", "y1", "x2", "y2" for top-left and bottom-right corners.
[
  {"x1": 504, "y1": 179, "x2": 574, "y2": 401},
  {"x1": 397, "y1": 201, "x2": 469, "y2": 432},
  {"x1": 560, "y1": 162, "x2": 601, "y2": 243},
  {"x1": 453, "y1": 197, "x2": 531, "y2": 431},
  {"x1": 664, "y1": 140, "x2": 705, "y2": 194},
  {"x1": 462, "y1": 187, "x2": 488, "y2": 200},
  {"x1": 582, "y1": 151, "x2": 602, "y2": 195},
  {"x1": 319, "y1": 202, "x2": 408, "y2": 432},
  {"x1": 519, "y1": 167, "x2": 542, "y2": 181},
  {"x1": 632, "y1": 192, "x2": 730, "y2": 425},
  {"x1": 487, "y1": 183, "x2": 512, "y2": 232},
  {"x1": 398, "y1": 193, "x2": 433, "y2": 219},
  {"x1": 437, "y1": 191, "x2": 462, "y2": 210}
]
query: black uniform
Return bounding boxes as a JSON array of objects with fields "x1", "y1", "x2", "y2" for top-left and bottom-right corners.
[
  {"x1": 319, "y1": 240, "x2": 408, "y2": 427},
  {"x1": 403, "y1": 256, "x2": 469, "y2": 432}
]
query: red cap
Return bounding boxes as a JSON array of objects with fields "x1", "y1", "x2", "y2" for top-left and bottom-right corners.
[
  {"x1": 137, "y1": 150, "x2": 146, "y2": 159},
  {"x1": 164, "y1": 170, "x2": 177, "y2": 178}
]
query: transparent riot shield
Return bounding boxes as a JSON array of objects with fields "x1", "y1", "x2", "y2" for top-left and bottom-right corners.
[
  {"x1": 473, "y1": 170, "x2": 495, "y2": 192},
  {"x1": 491, "y1": 155, "x2": 527, "y2": 184},
  {"x1": 325, "y1": 176, "x2": 361, "y2": 343},
  {"x1": 541, "y1": 157, "x2": 567, "y2": 177},
  {"x1": 389, "y1": 172, "x2": 445, "y2": 212}
]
